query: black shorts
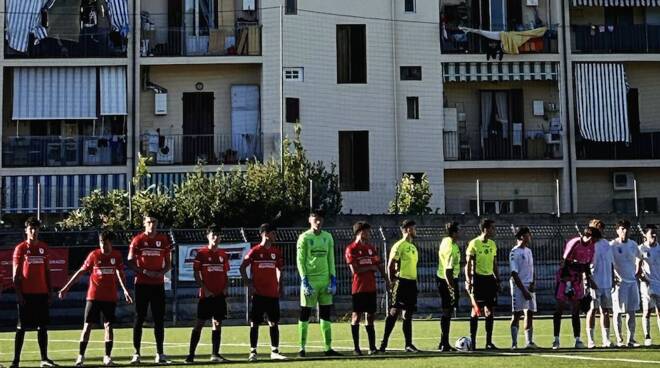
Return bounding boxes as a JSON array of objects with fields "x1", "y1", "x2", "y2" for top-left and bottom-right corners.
[
  {"x1": 84, "y1": 300, "x2": 117, "y2": 324},
  {"x1": 198, "y1": 295, "x2": 227, "y2": 321},
  {"x1": 391, "y1": 278, "x2": 417, "y2": 311},
  {"x1": 473, "y1": 274, "x2": 498, "y2": 307},
  {"x1": 17, "y1": 294, "x2": 50, "y2": 329},
  {"x1": 437, "y1": 277, "x2": 458, "y2": 309},
  {"x1": 135, "y1": 283, "x2": 166, "y2": 323},
  {"x1": 352, "y1": 292, "x2": 377, "y2": 314},
  {"x1": 250, "y1": 295, "x2": 280, "y2": 323}
]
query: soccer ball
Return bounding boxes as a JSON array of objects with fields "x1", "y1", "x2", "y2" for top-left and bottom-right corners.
[{"x1": 455, "y1": 336, "x2": 472, "y2": 352}]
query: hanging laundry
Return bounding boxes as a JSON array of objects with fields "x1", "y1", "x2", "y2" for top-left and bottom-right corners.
[
  {"x1": 107, "y1": 0, "x2": 130, "y2": 37},
  {"x1": 459, "y1": 26, "x2": 547, "y2": 55},
  {"x1": 5, "y1": 0, "x2": 51, "y2": 52}
]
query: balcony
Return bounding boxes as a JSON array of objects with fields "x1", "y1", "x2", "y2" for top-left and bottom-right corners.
[
  {"x1": 139, "y1": 133, "x2": 267, "y2": 165},
  {"x1": 4, "y1": 32, "x2": 128, "y2": 59},
  {"x1": 441, "y1": 28, "x2": 558, "y2": 55},
  {"x1": 140, "y1": 25, "x2": 261, "y2": 57},
  {"x1": 576, "y1": 132, "x2": 660, "y2": 160},
  {"x1": 2, "y1": 136, "x2": 127, "y2": 167},
  {"x1": 444, "y1": 130, "x2": 563, "y2": 161},
  {"x1": 571, "y1": 24, "x2": 660, "y2": 54}
]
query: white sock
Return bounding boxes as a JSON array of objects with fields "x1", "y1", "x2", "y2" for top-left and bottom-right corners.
[
  {"x1": 587, "y1": 328, "x2": 594, "y2": 343},
  {"x1": 627, "y1": 312, "x2": 636, "y2": 343},
  {"x1": 614, "y1": 313, "x2": 623, "y2": 343},
  {"x1": 525, "y1": 328, "x2": 533, "y2": 344},
  {"x1": 643, "y1": 316, "x2": 651, "y2": 338},
  {"x1": 602, "y1": 328, "x2": 610, "y2": 344},
  {"x1": 511, "y1": 326, "x2": 519, "y2": 346}
]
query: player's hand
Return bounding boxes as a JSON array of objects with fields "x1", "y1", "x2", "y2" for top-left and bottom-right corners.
[
  {"x1": 248, "y1": 282, "x2": 257, "y2": 296},
  {"x1": 522, "y1": 289, "x2": 532, "y2": 301},
  {"x1": 588, "y1": 279, "x2": 599, "y2": 290},
  {"x1": 58, "y1": 288, "x2": 68, "y2": 300},
  {"x1": 465, "y1": 281, "x2": 472, "y2": 293},
  {"x1": 327, "y1": 275, "x2": 337, "y2": 295},
  {"x1": 528, "y1": 282, "x2": 536, "y2": 293},
  {"x1": 301, "y1": 277, "x2": 314, "y2": 296},
  {"x1": 124, "y1": 290, "x2": 133, "y2": 304},
  {"x1": 204, "y1": 287, "x2": 215, "y2": 298}
]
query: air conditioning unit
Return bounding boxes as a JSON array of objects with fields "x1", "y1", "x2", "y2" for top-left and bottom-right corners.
[
  {"x1": 155, "y1": 93, "x2": 167, "y2": 115},
  {"x1": 613, "y1": 172, "x2": 635, "y2": 191}
]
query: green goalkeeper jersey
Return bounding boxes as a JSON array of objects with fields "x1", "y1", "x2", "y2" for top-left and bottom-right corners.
[{"x1": 296, "y1": 229, "x2": 336, "y2": 279}]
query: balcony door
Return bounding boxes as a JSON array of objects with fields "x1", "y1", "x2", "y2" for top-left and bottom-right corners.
[
  {"x1": 183, "y1": 92, "x2": 214, "y2": 164},
  {"x1": 184, "y1": 0, "x2": 217, "y2": 55}
]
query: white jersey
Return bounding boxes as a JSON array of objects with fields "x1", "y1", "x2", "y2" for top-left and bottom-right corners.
[
  {"x1": 610, "y1": 238, "x2": 641, "y2": 284},
  {"x1": 639, "y1": 243, "x2": 660, "y2": 295},
  {"x1": 591, "y1": 238, "x2": 614, "y2": 290},
  {"x1": 509, "y1": 245, "x2": 534, "y2": 284}
]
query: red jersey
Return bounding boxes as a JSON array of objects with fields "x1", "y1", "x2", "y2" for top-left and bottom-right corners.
[
  {"x1": 128, "y1": 232, "x2": 171, "y2": 285},
  {"x1": 82, "y1": 249, "x2": 124, "y2": 302},
  {"x1": 13, "y1": 241, "x2": 49, "y2": 294},
  {"x1": 193, "y1": 247, "x2": 230, "y2": 298},
  {"x1": 241, "y1": 244, "x2": 283, "y2": 298},
  {"x1": 345, "y1": 241, "x2": 381, "y2": 294}
]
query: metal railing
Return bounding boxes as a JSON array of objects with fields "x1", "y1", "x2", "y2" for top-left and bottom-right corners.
[
  {"x1": 2, "y1": 135, "x2": 127, "y2": 167},
  {"x1": 140, "y1": 25, "x2": 261, "y2": 57},
  {"x1": 571, "y1": 24, "x2": 660, "y2": 54},
  {"x1": 4, "y1": 31, "x2": 128, "y2": 58},
  {"x1": 139, "y1": 133, "x2": 267, "y2": 165},
  {"x1": 444, "y1": 130, "x2": 563, "y2": 161},
  {"x1": 441, "y1": 27, "x2": 558, "y2": 54},
  {"x1": 576, "y1": 132, "x2": 660, "y2": 160}
]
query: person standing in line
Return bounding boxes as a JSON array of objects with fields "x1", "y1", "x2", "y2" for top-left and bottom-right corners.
[
  {"x1": 586, "y1": 219, "x2": 614, "y2": 348},
  {"x1": 509, "y1": 226, "x2": 537, "y2": 350},
  {"x1": 436, "y1": 222, "x2": 461, "y2": 352},
  {"x1": 639, "y1": 224, "x2": 660, "y2": 346}
]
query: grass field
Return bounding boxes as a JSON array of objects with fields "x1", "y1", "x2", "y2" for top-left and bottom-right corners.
[{"x1": 1, "y1": 317, "x2": 659, "y2": 368}]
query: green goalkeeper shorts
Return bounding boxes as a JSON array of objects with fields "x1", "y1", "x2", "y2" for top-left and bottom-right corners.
[{"x1": 300, "y1": 278, "x2": 333, "y2": 307}]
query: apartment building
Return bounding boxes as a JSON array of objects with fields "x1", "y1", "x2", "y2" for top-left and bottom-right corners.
[{"x1": 0, "y1": 0, "x2": 658, "y2": 216}]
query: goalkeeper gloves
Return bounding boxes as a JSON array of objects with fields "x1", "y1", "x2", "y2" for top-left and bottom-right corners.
[
  {"x1": 327, "y1": 275, "x2": 337, "y2": 295},
  {"x1": 301, "y1": 277, "x2": 314, "y2": 296}
]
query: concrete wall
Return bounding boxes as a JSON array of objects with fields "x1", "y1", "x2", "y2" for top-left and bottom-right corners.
[{"x1": 577, "y1": 168, "x2": 660, "y2": 214}]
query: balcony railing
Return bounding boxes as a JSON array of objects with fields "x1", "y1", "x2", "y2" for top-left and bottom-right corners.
[
  {"x1": 4, "y1": 32, "x2": 128, "y2": 58},
  {"x1": 2, "y1": 136, "x2": 127, "y2": 167},
  {"x1": 571, "y1": 24, "x2": 660, "y2": 53},
  {"x1": 576, "y1": 132, "x2": 660, "y2": 160},
  {"x1": 140, "y1": 25, "x2": 261, "y2": 57},
  {"x1": 139, "y1": 133, "x2": 267, "y2": 165},
  {"x1": 441, "y1": 27, "x2": 558, "y2": 54},
  {"x1": 444, "y1": 130, "x2": 563, "y2": 161}
]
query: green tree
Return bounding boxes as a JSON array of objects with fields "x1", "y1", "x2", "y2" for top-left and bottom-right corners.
[{"x1": 389, "y1": 174, "x2": 432, "y2": 215}]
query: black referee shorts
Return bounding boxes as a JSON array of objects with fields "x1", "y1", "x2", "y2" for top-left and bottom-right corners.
[
  {"x1": 473, "y1": 274, "x2": 497, "y2": 308},
  {"x1": 352, "y1": 292, "x2": 377, "y2": 314},
  {"x1": 84, "y1": 300, "x2": 117, "y2": 324},
  {"x1": 437, "y1": 277, "x2": 458, "y2": 310},
  {"x1": 198, "y1": 295, "x2": 227, "y2": 321},
  {"x1": 250, "y1": 295, "x2": 280, "y2": 323},
  {"x1": 17, "y1": 294, "x2": 50, "y2": 329},
  {"x1": 391, "y1": 278, "x2": 418, "y2": 312}
]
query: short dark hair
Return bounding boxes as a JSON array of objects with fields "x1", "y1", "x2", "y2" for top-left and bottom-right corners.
[
  {"x1": 260, "y1": 223, "x2": 276, "y2": 234},
  {"x1": 143, "y1": 213, "x2": 158, "y2": 221},
  {"x1": 445, "y1": 222, "x2": 459, "y2": 236},
  {"x1": 480, "y1": 219, "x2": 495, "y2": 232},
  {"x1": 643, "y1": 224, "x2": 658, "y2": 233},
  {"x1": 515, "y1": 226, "x2": 531, "y2": 240},
  {"x1": 616, "y1": 219, "x2": 631, "y2": 229},
  {"x1": 207, "y1": 224, "x2": 222, "y2": 235},
  {"x1": 353, "y1": 221, "x2": 371, "y2": 235},
  {"x1": 589, "y1": 219, "x2": 605, "y2": 230},
  {"x1": 310, "y1": 209, "x2": 326, "y2": 218},
  {"x1": 99, "y1": 230, "x2": 115, "y2": 242},
  {"x1": 401, "y1": 219, "x2": 416, "y2": 230},
  {"x1": 25, "y1": 216, "x2": 41, "y2": 229},
  {"x1": 584, "y1": 226, "x2": 602, "y2": 240}
]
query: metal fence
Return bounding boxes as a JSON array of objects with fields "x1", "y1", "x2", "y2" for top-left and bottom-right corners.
[{"x1": 0, "y1": 223, "x2": 653, "y2": 327}]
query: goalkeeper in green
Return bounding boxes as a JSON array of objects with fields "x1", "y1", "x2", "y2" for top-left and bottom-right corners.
[{"x1": 297, "y1": 209, "x2": 342, "y2": 357}]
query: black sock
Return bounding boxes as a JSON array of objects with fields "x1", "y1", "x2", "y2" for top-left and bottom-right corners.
[
  {"x1": 365, "y1": 325, "x2": 376, "y2": 351},
  {"x1": 403, "y1": 318, "x2": 413, "y2": 347},
  {"x1": 189, "y1": 328, "x2": 201, "y2": 357},
  {"x1": 133, "y1": 323, "x2": 143, "y2": 355},
  {"x1": 470, "y1": 316, "x2": 478, "y2": 349},
  {"x1": 441, "y1": 316, "x2": 451, "y2": 346},
  {"x1": 381, "y1": 315, "x2": 397, "y2": 347},
  {"x1": 485, "y1": 315, "x2": 494, "y2": 345},
  {"x1": 105, "y1": 341, "x2": 113, "y2": 357},
  {"x1": 79, "y1": 340, "x2": 89, "y2": 356},
  {"x1": 250, "y1": 325, "x2": 259, "y2": 350},
  {"x1": 154, "y1": 323, "x2": 165, "y2": 355},
  {"x1": 553, "y1": 312, "x2": 562, "y2": 337},
  {"x1": 212, "y1": 329, "x2": 221, "y2": 355},
  {"x1": 351, "y1": 324, "x2": 360, "y2": 351},
  {"x1": 14, "y1": 329, "x2": 25, "y2": 363},
  {"x1": 571, "y1": 313, "x2": 581, "y2": 338},
  {"x1": 37, "y1": 328, "x2": 48, "y2": 360},
  {"x1": 269, "y1": 326, "x2": 279, "y2": 350}
]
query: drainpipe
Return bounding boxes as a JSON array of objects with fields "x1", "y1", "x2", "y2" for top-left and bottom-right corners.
[
  {"x1": 391, "y1": 0, "x2": 399, "y2": 183},
  {"x1": 560, "y1": 0, "x2": 574, "y2": 213}
]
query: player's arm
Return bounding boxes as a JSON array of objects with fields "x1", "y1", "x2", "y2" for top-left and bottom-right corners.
[
  {"x1": 377, "y1": 261, "x2": 391, "y2": 289},
  {"x1": 296, "y1": 236, "x2": 308, "y2": 278},
  {"x1": 239, "y1": 253, "x2": 255, "y2": 294},
  {"x1": 161, "y1": 241, "x2": 173, "y2": 275},
  {"x1": 328, "y1": 236, "x2": 336, "y2": 277},
  {"x1": 387, "y1": 256, "x2": 399, "y2": 285},
  {"x1": 58, "y1": 267, "x2": 86, "y2": 299},
  {"x1": 465, "y1": 242, "x2": 476, "y2": 291},
  {"x1": 127, "y1": 239, "x2": 141, "y2": 273},
  {"x1": 194, "y1": 268, "x2": 213, "y2": 297},
  {"x1": 635, "y1": 245, "x2": 644, "y2": 280},
  {"x1": 115, "y1": 266, "x2": 133, "y2": 304},
  {"x1": 44, "y1": 251, "x2": 53, "y2": 303},
  {"x1": 12, "y1": 248, "x2": 24, "y2": 305}
]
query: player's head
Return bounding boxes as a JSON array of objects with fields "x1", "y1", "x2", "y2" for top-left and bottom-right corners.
[
  {"x1": 589, "y1": 219, "x2": 605, "y2": 231},
  {"x1": 480, "y1": 219, "x2": 496, "y2": 238},
  {"x1": 260, "y1": 223, "x2": 277, "y2": 242},
  {"x1": 515, "y1": 226, "x2": 531, "y2": 243},
  {"x1": 143, "y1": 214, "x2": 158, "y2": 233},
  {"x1": 445, "y1": 222, "x2": 460, "y2": 239},
  {"x1": 309, "y1": 209, "x2": 325, "y2": 231},
  {"x1": 99, "y1": 230, "x2": 115, "y2": 252},
  {"x1": 643, "y1": 224, "x2": 658, "y2": 244},
  {"x1": 616, "y1": 219, "x2": 631, "y2": 240},
  {"x1": 583, "y1": 226, "x2": 601, "y2": 241},
  {"x1": 353, "y1": 221, "x2": 371, "y2": 241},
  {"x1": 400, "y1": 219, "x2": 416, "y2": 238},
  {"x1": 24, "y1": 216, "x2": 41, "y2": 241},
  {"x1": 207, "y1": 224, "x2": 222, "y2": 246}
]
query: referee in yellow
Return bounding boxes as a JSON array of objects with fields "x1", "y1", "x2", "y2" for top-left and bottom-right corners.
[{"x1": 437, "y1": 222, "x2": 461, "y2": 351}]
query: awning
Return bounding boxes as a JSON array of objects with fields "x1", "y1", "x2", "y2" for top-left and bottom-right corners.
[
  {"x1": 1, "y1": 174, "x2": 127, "y2": 213},
  {"x1": 100, "y1": 67, "x2": 128, "y2": 115},
  {"x1": 442, "y1": 62, "x2": 558, "y2": 82},
  {"x1": 13, "y1": 67, "x2": 97, "y2": 120},
  {"x1": 573, "y1": 0, "x2": 660, "y2": 5},
  {"x1": 107, "y1": 0, "x2": 131, "y2": 36},
  {"x1": 574, "y1": 63, "x2": 630, "y2": 142},
  {"x1": 5, "y1": 0, "x2": 50, "y2": 53}
]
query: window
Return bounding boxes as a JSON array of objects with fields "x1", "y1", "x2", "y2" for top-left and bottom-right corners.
[
  {"x1": 285, "y1": 98, "x2": 300, "y2": 123},
  {"x1": 400, "y1": 66, "x2": 422, "y2": 81},
  {"x1": 284, "y1": 67, "x2": 304, "y2": 81},
  {"x1": 285, "y1": 0, "x2": 297, "y2": 14},
  {"x1": 404, "y1": 0, "x2": 415, "y2": 13},
  {"x1": 613, "y1": 198, "x2": 658, "y2": 214},
  {"x1": 338, "y1": 131, "x2": 369, "y2": 191},
  {"x1": 407, "y1": 97, "x2": 419, "y2": 120},
  {"x1": 337, "y1": 25, "x2": 367, "y2": 84},
  {"x1": 469, "y1": 199, "x2": 528, "y2": 214}
]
